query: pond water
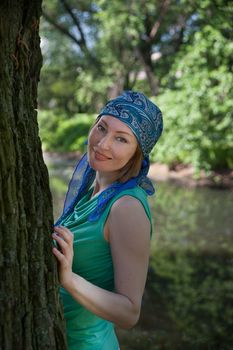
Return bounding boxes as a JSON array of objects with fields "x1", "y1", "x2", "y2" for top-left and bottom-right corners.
[{"x1": 46, "y1": 156, "x2": 233, "y2": 350}]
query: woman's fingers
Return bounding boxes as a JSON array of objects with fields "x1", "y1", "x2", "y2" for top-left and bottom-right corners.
[
  {"x1": 52, "y1": 247, "x2": 66, "y2": 261},
  {"x1": 52, "y1": 226, "x2": 74, "y2": 263},
  {"x1": 52, "y1": 233, "x2": 67, "y2": 251},
  {"x1": 54, "y1": 226, "x2": 73, "y2": 244},
  {"x1": 52, "y1": 227, "x2": 74, "y2": 287}
]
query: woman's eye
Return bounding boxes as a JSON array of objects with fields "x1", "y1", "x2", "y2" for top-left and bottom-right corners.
[
  {"x1": 116, "y1": 137, "x2": 127, "y2": 143},
  {"x1": 97, "y1": 124, "x2": 105, "y2": 132}
]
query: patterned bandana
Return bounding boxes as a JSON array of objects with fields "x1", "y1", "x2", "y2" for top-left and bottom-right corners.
[
  {"x1": 98, "y1": 91, "x2": 163, "y2": 156},
  {"x1": 55, "y1": 91, "x2": 163, "y2": 225}
]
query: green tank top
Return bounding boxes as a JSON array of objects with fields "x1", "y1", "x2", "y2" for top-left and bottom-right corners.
[{"x1": 60, "y1": 186, "x2": 152, "y2": 350}]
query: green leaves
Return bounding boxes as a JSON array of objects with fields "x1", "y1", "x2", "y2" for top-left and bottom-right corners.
[
  {"x1": 38, "y1": 111, "x2": 95, "y2": 152},
  {"x1": 151, "y1": 22, "x2": 233, "y2": 171},
  {"x1": 39, "y1": 0, "x2": 233, "y2": 172}
]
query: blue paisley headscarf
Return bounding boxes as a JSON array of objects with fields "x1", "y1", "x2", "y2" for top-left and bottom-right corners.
[{"x1": 55, "y1": 91, "x2": 163, "y2": 224}]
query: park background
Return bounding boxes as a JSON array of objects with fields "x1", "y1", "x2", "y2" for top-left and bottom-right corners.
[{"x1": 39, "y1": 1, "x2": 232, "y2": 349}]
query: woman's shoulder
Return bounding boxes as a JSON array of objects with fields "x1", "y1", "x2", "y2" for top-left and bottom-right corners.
[
  {"x1": 107, "y1": 193, "x2": 151, "y2": 240},
  {"x1": 109, "y1": 191, "x2": 150, "y2": 223},
  {"x1": 103, "y1": 187, "x2": 152, "y2": 240},
  {"x1": 113, "y1": 185, "x2": 148, "y2": 201},
  {"x1": 113, "y1": 185, "x2": 149, "y2": 207},
  {"x1": 111, "y1": 194, "x2": 143, "y2": 209},
  {"x1": 109, "y1": 186, "x2": 151, "y2": 218},
  {"x1": 100, "y1": 185, "x2": 152, "y2": 235}
]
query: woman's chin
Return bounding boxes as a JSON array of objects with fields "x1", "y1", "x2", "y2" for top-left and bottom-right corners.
[{"x1": 89, "y1": 159, "x2": 106, "y2": 171}]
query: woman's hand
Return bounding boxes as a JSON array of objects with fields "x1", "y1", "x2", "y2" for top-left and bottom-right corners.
[{"x1": 52, "y1": 226, "x2": 74, "y2": 289}]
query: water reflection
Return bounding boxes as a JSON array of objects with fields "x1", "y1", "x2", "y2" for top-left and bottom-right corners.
[
  {"x1": 46, "y1": 158, "x2": 233, "y2": 349},
  {"x1": 150, "y1": 182, "x2": 233, "y2": 252}
]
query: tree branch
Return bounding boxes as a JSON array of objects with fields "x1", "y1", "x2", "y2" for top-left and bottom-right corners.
[
  {"x1": 42, "y1": 10, "x2": 83, "y2": 48},
  {"x1": 134, "y1": 47, "x2": 158, "y2": 96},
  {"x1": 42, "y1": 9, "x2": 102, "y2": 71},
  {"x1": 60, "y1": 0, "x2": 87, "y2": 49},
  {"x1": 149, "y1": 0, "x2": 170, "y2": 40}
]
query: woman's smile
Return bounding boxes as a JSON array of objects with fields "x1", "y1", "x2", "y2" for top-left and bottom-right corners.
[{"x1": 94, "y1": 149, "x2": 112, "y2": 161}]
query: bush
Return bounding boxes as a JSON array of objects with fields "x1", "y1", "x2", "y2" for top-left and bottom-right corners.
[
  {"x1": 38, "y1": 110, "x2": 95, "y2": 152},
  {"x1": 150, "y1": 26, "x2": 233, "y2": 172}
]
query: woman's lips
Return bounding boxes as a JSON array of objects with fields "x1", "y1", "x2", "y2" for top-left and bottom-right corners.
[{"x1": 94, "y1": 150, "x2": 111, "y2": 161}]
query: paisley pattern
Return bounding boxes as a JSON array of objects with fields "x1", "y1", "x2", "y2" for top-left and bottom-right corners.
[
  {"x1": 55, "y1": 91, "x2": 163, "y2": 224},
  {"x1": 98, "y1": 91, "x2": 163, "y2": 156}
]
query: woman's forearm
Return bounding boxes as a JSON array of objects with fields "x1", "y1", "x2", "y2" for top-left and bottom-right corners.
[{"x1": 65, "y1": 272, "x2": 140, "y2": 329}]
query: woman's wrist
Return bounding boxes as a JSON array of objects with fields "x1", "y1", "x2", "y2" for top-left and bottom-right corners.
[
  {"x1": 63, "y1": 272, "x2": 80, "y2": 294},
  {"x1": 61, "y1": 270, "x2": 74, "y2": 291}
]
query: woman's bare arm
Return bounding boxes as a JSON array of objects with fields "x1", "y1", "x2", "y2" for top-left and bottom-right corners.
[{"x1": 52, "y1": 196, "x2": 151, "y2": 329}]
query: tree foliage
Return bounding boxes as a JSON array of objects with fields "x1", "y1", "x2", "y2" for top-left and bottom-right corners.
[
  {"x1": 39, "y1": 0, "x2": 233, "y2": 171},
  {"x1": 153, "y1": 3, "x2": 233, "y2": 171},
  {"x1": 39, "y1": 111, "x2": 94, "y2": 152}
]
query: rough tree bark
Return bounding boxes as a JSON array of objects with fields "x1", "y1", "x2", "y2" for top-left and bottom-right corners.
[{"x1": 0, "y1": 1, "x2": 67, "y2": 349}]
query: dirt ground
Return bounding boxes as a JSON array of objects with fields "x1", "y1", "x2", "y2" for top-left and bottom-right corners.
[{"x1": 148, "y1": 163, "x2": 233, "y2": 189}]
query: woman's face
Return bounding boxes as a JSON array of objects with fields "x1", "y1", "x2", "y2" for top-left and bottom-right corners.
[{"x1": 88, "y1": 115, "x2": 138, "y2": 174}]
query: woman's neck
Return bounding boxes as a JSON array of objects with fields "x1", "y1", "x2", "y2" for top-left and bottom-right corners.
[{"x1": 92, "y1": 171, "x2": 119, "y2": 196}]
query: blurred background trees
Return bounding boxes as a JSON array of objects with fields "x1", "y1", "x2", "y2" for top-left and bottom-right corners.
[
  {"x1": 38, "y1": 0, "x2": 233, "y2": 172},
  {"x1": 37, "y1": 3, "x2": 233, "y2": 348}
]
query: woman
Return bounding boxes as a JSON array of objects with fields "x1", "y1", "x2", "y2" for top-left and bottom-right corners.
[{"x1": 52, "y1": 91, "x2": 163, "y2": 350}]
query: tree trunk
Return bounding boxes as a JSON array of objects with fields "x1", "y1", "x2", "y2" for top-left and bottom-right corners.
[
  {"x1": 0, "y1": 1, "x2": 67, "y2": 349},
  {"x1": 135, "y1": 46, "x2": 158, "y2": 96}
]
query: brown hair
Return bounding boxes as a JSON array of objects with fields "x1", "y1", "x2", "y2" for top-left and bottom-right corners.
[{"x1": 117, "y1": 144, "x2": 143, "y2": 183}]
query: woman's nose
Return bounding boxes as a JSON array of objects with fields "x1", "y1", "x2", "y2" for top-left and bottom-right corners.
[{"x1": 98, "y1": 135, "x2": 111, "y2": 149}]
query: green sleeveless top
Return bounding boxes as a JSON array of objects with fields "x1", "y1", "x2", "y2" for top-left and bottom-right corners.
[{"x1": 60, "y1": 186, "x2": 152, "y2": 350}]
